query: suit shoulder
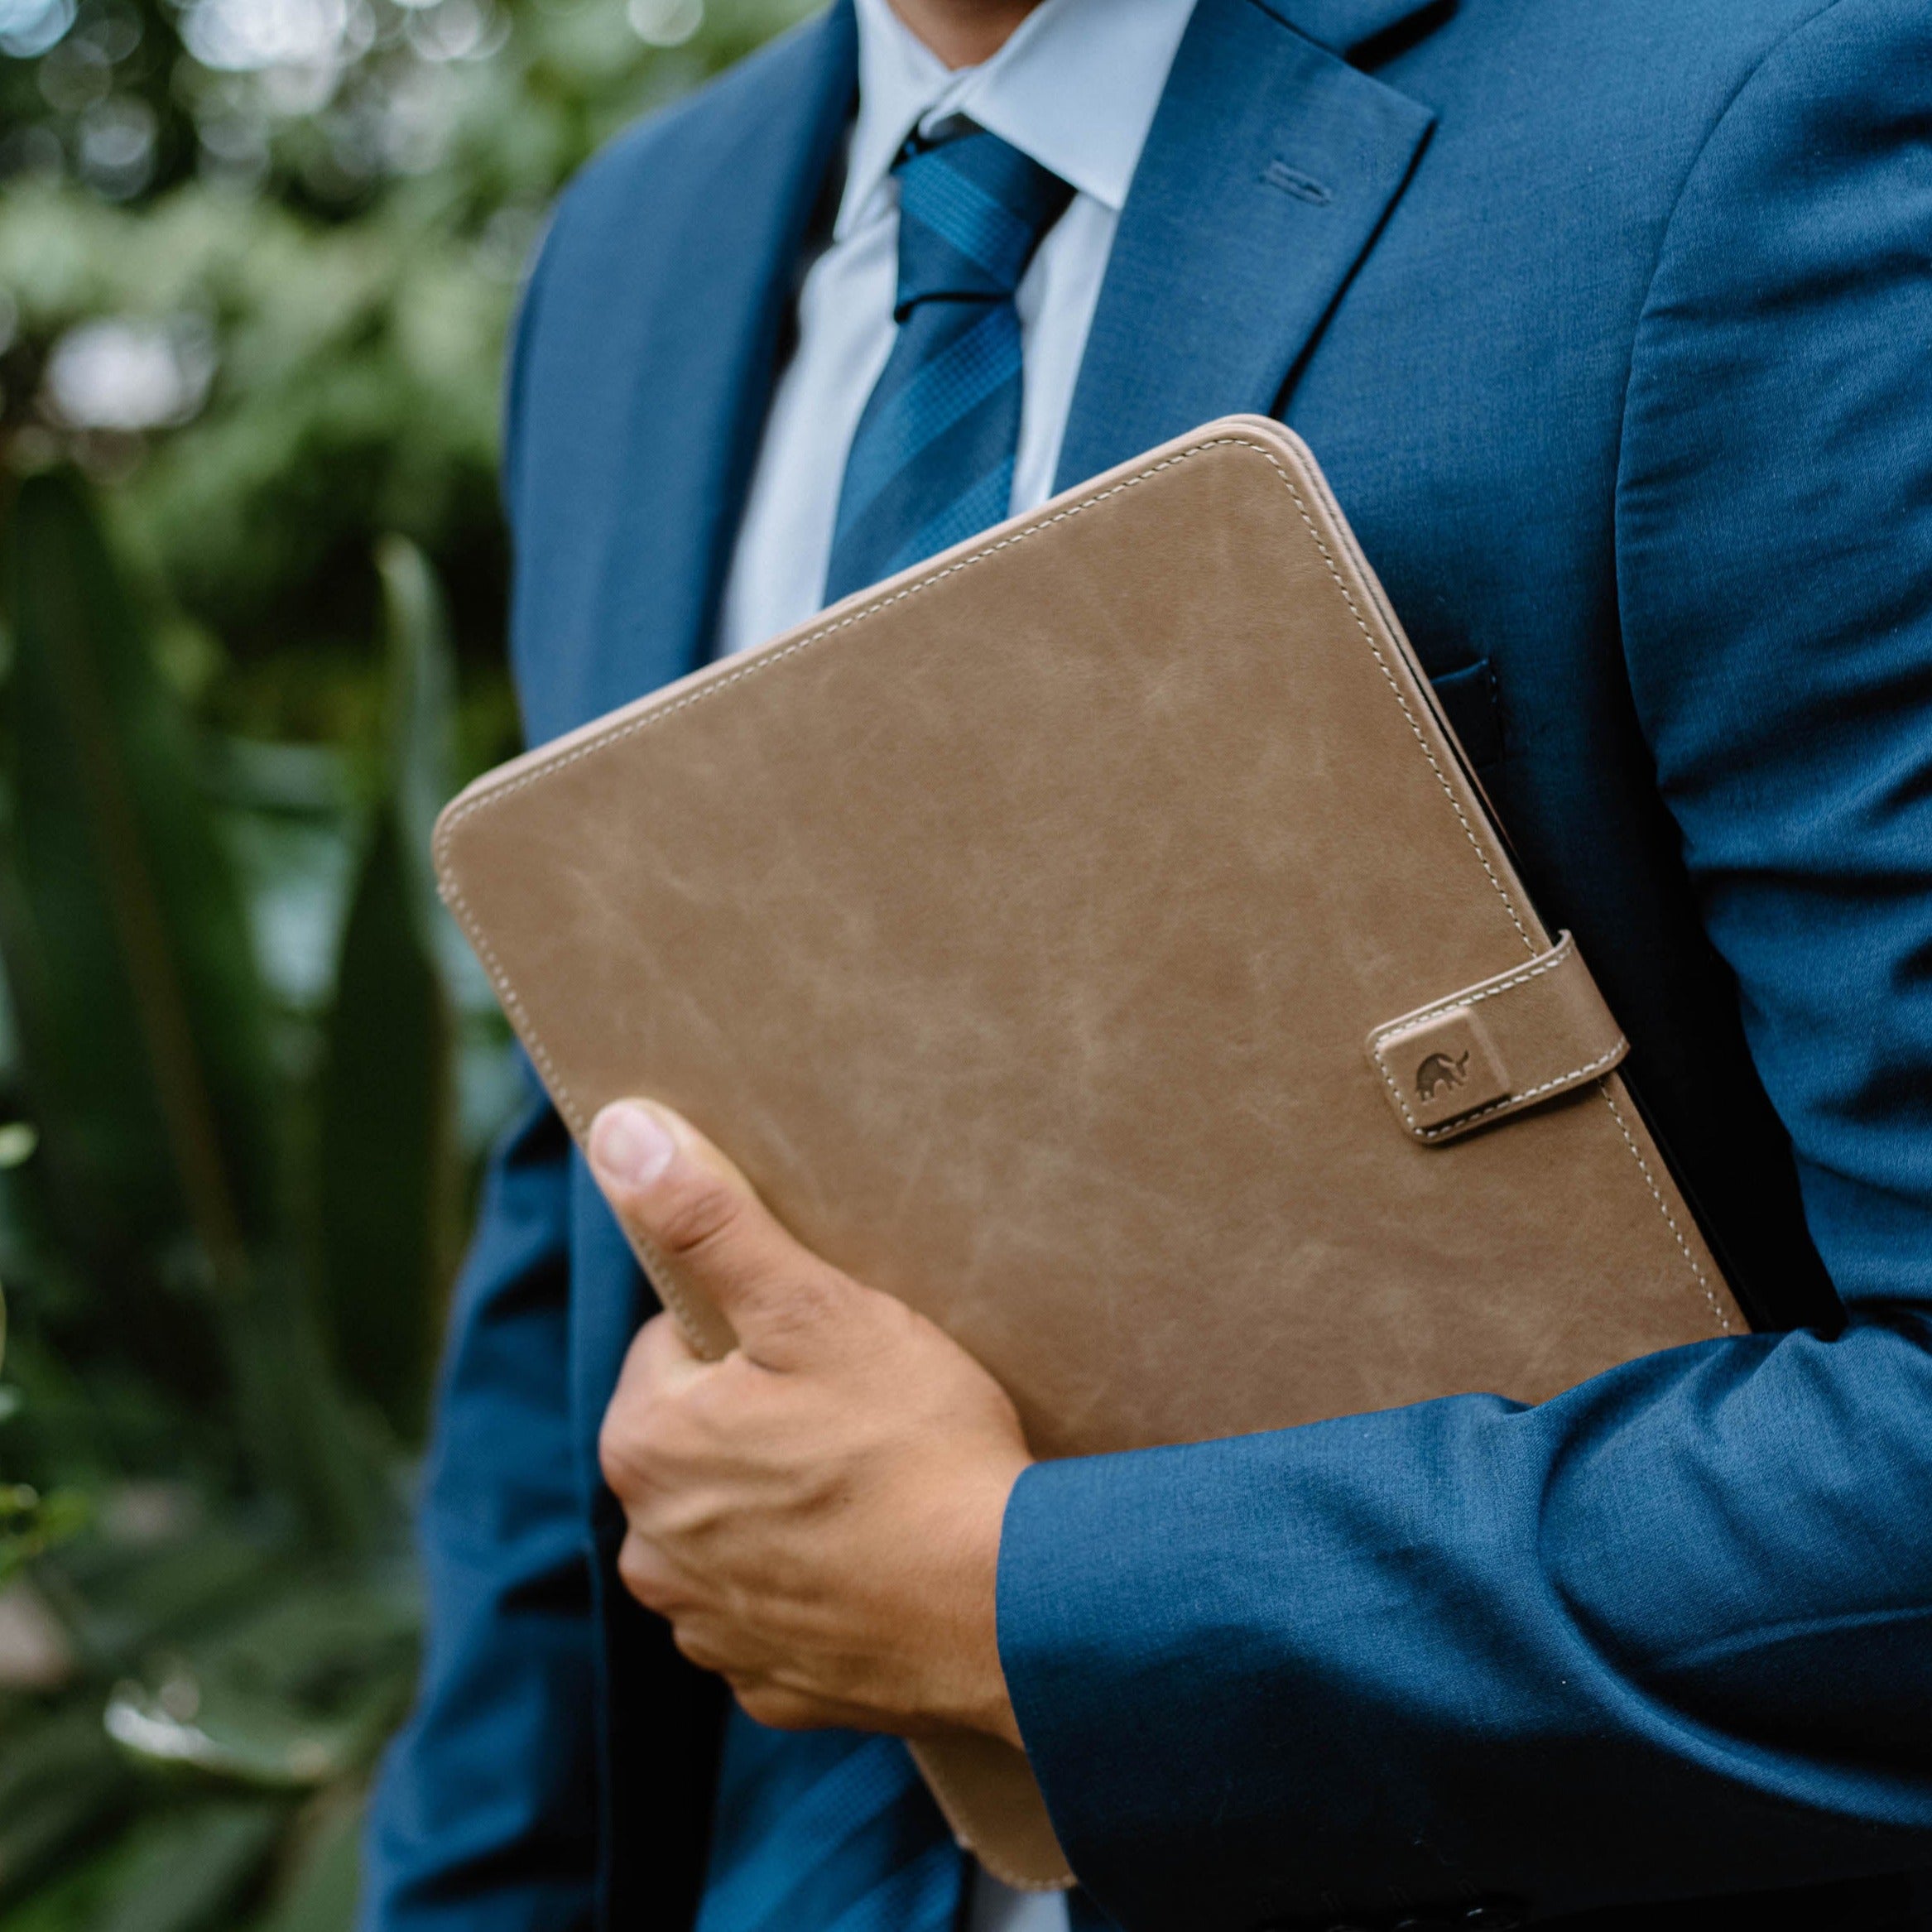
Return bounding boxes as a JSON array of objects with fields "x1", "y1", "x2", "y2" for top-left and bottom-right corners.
[
  {"x1": 1413, "y1": 0, "x2": 1925, "y2": 223},
  {"x1": 1546, "y1": 0, "x2": 1891, "y2": 47},
  {"x1": 1558, "y1": 0, "x2": 1923, "y2": 88},
  {"x1": 1445, "y1": 0, "x2": 1915, "y2": 107}
]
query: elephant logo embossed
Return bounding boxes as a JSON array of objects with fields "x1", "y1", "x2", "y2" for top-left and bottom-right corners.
[{"x1": 1415, "y1": 1049, "x2": 1471, "y2": 1101}]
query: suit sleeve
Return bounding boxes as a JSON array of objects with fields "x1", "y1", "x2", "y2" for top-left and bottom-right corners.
[
  {"x1": 995, "y1": 6, "x2": 1932, "y2": 1925},
  {"x1": 361, "y1": 217, "x2": 598, "y2": 1932}
]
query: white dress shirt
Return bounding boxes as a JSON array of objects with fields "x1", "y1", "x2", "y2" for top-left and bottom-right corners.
[
  {"x1": 714, "y1": 0, "x2": 1197, "y2": 660},
  {"x1": 714, "y1": 0, "x2": 1195, "y2": 1924}
]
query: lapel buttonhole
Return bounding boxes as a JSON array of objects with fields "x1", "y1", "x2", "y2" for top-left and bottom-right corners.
[{"x1": 1262, "y1": 159, "x2": 1334, "y2": 205}]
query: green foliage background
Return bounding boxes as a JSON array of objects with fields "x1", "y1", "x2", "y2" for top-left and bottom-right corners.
[{"x1": 0, "y1": 0, "x2": 807, "y2": 1921}]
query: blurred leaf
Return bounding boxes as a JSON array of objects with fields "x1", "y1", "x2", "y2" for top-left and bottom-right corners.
[
  {"x1": 0, "y1": 1491, "x2": 89, "y2": 1589},
  {"x1": 0, "y1": 473, "x2": 385, "y2": 1550},
  {"x1": 314, "y1": 821, "x2": 452, "y2": 1442},
  {"x1": 0, "y1": 0, "x2": 816, "y2": 1922},
  {"x1": 249, "y1": 1790, "x2": 363, "y2": 1932},
  {"x1": 102, "y1": 1683, "x2": 372, "y2": 1792},
  {"x1": 313, "y1": 541, "x2": 460, "y2": 1441},
  {"x1": 223, "y1": 1262, "x2": 392, "y2": 1559},
  {"x1": 90, "y1": 1800, "x2": 284, "y2": 1932},
  {"x1": 103, "y1": 1575, "x2": 416, "y2": 1791},
  {"x1": 2, "y1": 1271, "x2": 91, "y2": 1585},
  {"x1": 0, "y1": 470, "x2": 276, "y2": 1300},
  {"x1": 0, "y1": 1848, "x2": 123, "y2": 1932},
  {"x1": 37, "y1": 1521, "x2": 284, "y2": 1672},
  {"x1": 0, "y1": 1704, "x2": 136, "y2": 1908},
  {"x1": 374, "y1": 536, "x2": 456, "y2": 930},
  {"x1": 0, "y1": 1325, "x2": 210, "y2": 1507}
]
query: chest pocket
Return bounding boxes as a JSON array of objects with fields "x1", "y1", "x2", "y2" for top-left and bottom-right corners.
[{"x1": 1429, "y1": 656, "x2": 1504, "y2": 769}]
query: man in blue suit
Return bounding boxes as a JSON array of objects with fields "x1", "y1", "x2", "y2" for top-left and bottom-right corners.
[{"x1": 363, "y1": 0, "x2": 1932, "y2": 1927}]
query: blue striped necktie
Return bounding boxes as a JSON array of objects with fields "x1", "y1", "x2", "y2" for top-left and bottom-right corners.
[
  {"x1": 693, "y1": 123, "x2": 1073, "y2": 1932},
  {"x1": 824, "y1": 122, "x2": 1074, "y2": 603},
  {"x1": 695, "y1": 1709, "x2": 964, "y2": 1932}
]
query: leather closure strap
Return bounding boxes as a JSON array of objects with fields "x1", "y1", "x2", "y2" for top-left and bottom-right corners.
[{"x1": 1366, "y1": 933, "x2": 1628, "y2": 1144}]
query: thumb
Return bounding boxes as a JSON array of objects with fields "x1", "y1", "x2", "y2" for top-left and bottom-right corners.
[{"x1": 587, "y1": 1099, "x2": 848, "y2": 1367}]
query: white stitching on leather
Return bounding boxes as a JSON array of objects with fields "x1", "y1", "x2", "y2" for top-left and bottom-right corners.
[
  {"x1": 1261, "y1": 466, "x2": 1536, "y2": 952},
  {"x1": 627, "y1": 1232, "x2": 716, "y2": 1361},
  {"x1": 1598, "y1": 1085, "x2": 1735, "y2": 1335},
  {"x1": 434, "y1": 435, "x2": 1534, "y2": 937},
  {"x1": 1373, "y1": 931, "x2": 1579, "y2": 1038}
]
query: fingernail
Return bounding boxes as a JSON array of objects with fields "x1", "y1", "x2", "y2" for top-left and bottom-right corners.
[{"x1": 590, "y1": 1103, "x2": 676, "y2": 1190}]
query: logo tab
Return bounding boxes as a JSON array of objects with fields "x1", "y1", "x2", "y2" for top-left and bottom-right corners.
[{"x1": 1380, "y1": 1005, "x2": 1511, "y2": 1134}]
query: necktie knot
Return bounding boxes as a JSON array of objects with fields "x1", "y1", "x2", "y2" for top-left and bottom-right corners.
[{"x1": 892, "y1": 125, "x2": 1074, "y2": 320}]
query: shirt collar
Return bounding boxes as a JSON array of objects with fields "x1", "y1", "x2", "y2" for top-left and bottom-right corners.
[{"x1": 838, "y1": 0, "x2": 1198, "y2": 240}]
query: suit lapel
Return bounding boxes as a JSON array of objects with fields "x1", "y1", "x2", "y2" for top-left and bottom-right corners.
[
  {"x1": 1055, "y1": 0, "x2": 1437, "y2": 491},
  {"x1": 587, "y1": 0, "x2": 857, "y2": 719}
]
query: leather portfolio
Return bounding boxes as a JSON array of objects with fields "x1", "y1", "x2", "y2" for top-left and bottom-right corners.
[{"x1": 434, "y1": 417, "x2": 1746, "y2": 1889}]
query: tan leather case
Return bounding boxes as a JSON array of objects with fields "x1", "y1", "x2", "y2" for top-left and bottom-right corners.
[{"x1": 435, "y1": 418, "x2": 1745, "y2": 1890}]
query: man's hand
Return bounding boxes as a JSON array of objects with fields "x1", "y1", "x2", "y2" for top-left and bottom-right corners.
[{"x1": 589, "y1": 1099, "x2": 1033, "y2": 1747}]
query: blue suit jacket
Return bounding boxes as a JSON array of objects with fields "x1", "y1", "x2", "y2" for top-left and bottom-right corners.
[{"x1": 363, "y1": 1, "x2": 1932, "y2": 1927}]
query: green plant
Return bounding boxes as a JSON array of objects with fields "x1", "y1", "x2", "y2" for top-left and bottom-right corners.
[
  {"x1": 0, "y1": 0, "x2": 815, "y2": 736},
  {"x1": 0, "y1": 0, "x2": 808, "y2": 1918},
  {"x1": 313, "y1": 536, "x2": 463, "y2": 1445},
  {"x1": 0, "y1": 477, "x2": 486, "y2": 1931}
]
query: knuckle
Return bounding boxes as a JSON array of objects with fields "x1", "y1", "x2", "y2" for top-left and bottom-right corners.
[
  {"x1": 648, "y1": 1169, "x2": 745, "y2": 1261},
  {"x1": 599, "y1": 1378, "x2": 688, "y2": 1499},
  {"x1": 615, "y1": 1536, "x2": 669, "y2": 1609},
  {"x1": 746, "y1": 1265, "x2": 841, "y2": 1343},
  {"x1": 597, "y1": 1413, "x2": 629, "y2": 1487},
  {"x1": 734, "y1": 1683, "x2": 809, "y2": 1732},
  {"x1": 671, "y1": 1624, "x2": 730, "y2": 1674},
  {"x1": 597, "y1": 1407, "x2": 652, "y2": 1495},
  {"x1": 623, "y1": 1312, "x2": 676, "y2": 1380},
  {"x1": 614, "y1": 1539, "x2": 646, "y2": 1594},
  {"x1": 597, "y1": 1426, "x2": 632, "y2": 1497}
]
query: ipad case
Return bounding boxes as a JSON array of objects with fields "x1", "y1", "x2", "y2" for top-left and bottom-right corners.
[{"x1": 434, "y1": 417, "x2": 1745, "y2": 1888}]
